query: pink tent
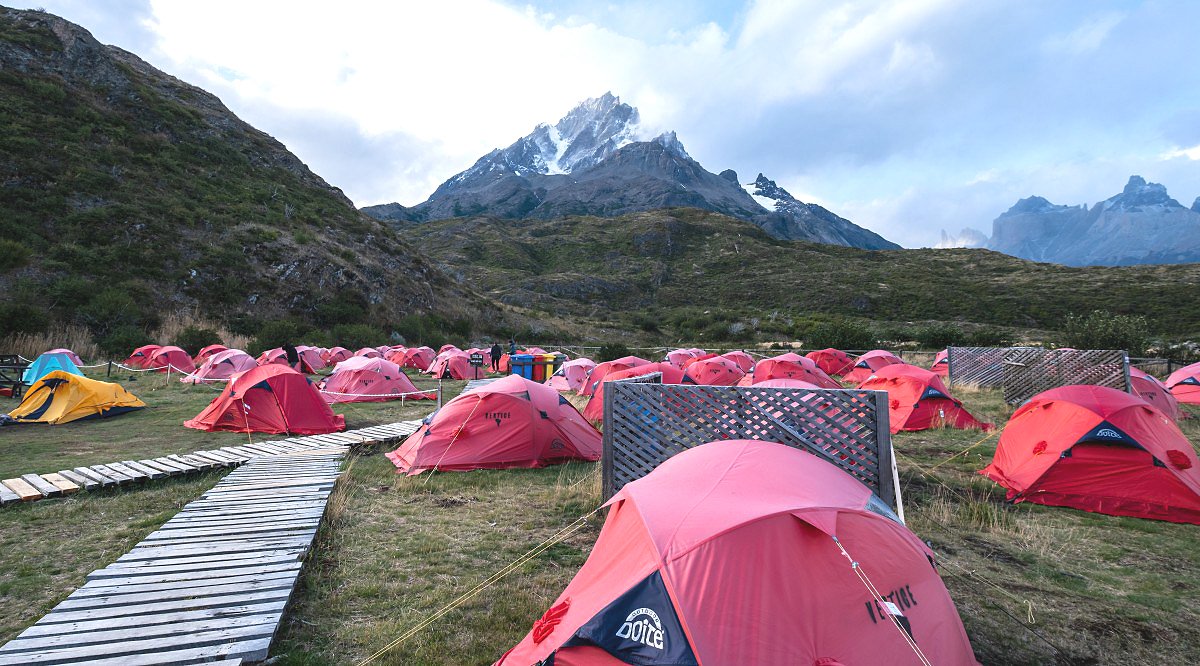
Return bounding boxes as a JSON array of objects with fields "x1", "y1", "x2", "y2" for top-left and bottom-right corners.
[
  {"x1": 843, "y1": 350, "x2": 905, "y2": 384},
  {"x1": 354, "y1": 347, "x2": 382, "y2": 359},
  {"x1": 45, "y1": 348, "x2": 83, "y2": 365},
  {"x1": 399, "y1": 346, "x2": 436, "y2": 371},
  {"x1": 147, "y1": 346, "x2": 196, "y2": 374},
  {"x1": 319, "y1": 357, "x2": 433, "y2": 403},
  {"x1": 683, "y1": 356, "x2": 745, "y2": 386},
  {"x1": 258, "y1": 348, "x2": 316, "y2": 374},
  {"x1": 1130, "y1": 367, "x2": 1183, "y2": 421},
  {"x1": 295, "y1": 346, "x2": 327, "y2": 371},
  {"x1": 720, "y1": 350, "x2": 755, "y2": 373},
  {"x1": 323, "y1": 346, "x2": 353, "y2": 365},
  {"x1": 182, "y1": 349, "x2": 256, "y2": 384},
  {"x1": 743, "y1": 353, "x2": 840, "y2": 389},
  {"x1": 495, "y1": 440, "x2": 978, "y2": 665},
  {"x1": 547, "y1": 358, "x2": 597, "y2": 392},
  {"x1": 665, "y1": 348, "x2": 706, "y2": 368},
  {"x1": 193, "y1": 344, "x2": 228, "y2": 365}
]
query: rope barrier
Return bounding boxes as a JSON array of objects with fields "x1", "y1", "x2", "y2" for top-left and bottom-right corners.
[
  {"x1": 422, "y1": 393, "x2": 483, "y2": 485},
  {"x1": 318, "y1": 388, "x2": 437, "y2": 399},
  {"x1": 354, "y1": 507, "x2": 601, "y2": 666}
]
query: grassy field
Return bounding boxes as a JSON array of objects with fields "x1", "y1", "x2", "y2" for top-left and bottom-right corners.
[{"x1": 0, "y1": 370, "x2": 1197, "y2": 665}]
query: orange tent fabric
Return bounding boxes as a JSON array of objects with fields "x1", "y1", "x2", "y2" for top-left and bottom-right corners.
[
  {"x1": 1167, "y1": 361, "x2": 1200, "y2": 405},
  {"x1": 583, "y1": 362, "x2": 684, "y2": 422},
  {"x1": 982, "y1": 385, "x2": 1200, "y2": 524},
  {"x1": 859, "y1": 365, "x2": 990, "y2": 433},
  {"x1": 581, "y1": 356, "x2": 650, "y2": 396},
  {"x1": 385, "y1": 375, "x2": 600, "y2": 475},
  {"x1": 184, "y1": 364, "x2": 345, "y2": 435},
  {"x1": 805, "y1": 348, "x2": 855, "y2": 377},
  {"x1": 147, "y1": 346, "x2": 196, "y2": 374},
  {"x1": 124, "y1": 344, "x2": 161, "y2": 369},
  {"x1": 683, "y1": 356, "x2": 745, "y2": 386},
  {"x1": 843, "y1": 350, "x2": 904, "y2": 384}
]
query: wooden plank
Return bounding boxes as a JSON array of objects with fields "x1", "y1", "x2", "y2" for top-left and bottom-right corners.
[
  {"x1": 2, "y1": 612, "x2": 282, "y2": 654},
  {"x1": 151, "y1": 457, "x2": 194, "y2": 474},
  {"x1": 240, "y1": 443, "x2": 284, "y2": 455},
  {"x1": 91, "y1": 554, "x2": 305, "y2": 580},
  {"x1": 137, "y1": 529, "x2": 318, "y2": 549},
  {"x1": 0, "y1": 623, "x2": 277, "y2": 664},
  {"x1": 73, "y1": 466, "x2": 116, "y2": 487},
  {"x1": 57, "y1": 469, "x2": 98, "y2": 491},
  {"x1": 15, "y1": 600, "x2": 288, "y2": 637},
  {"x1": 171, "y1": 454, "x2": 216, "y2": 471},
  {"x1": 20, "y1": 474, "x2": 59, "y2": 497},
  {"x1": 39, "y1": 473, "x2": 79, "y2": 495},
  {"x1": 105, "y1": 461, "x2": 148, "y2": 482},
  {"x1": 3, "y1": 478, "x2": 43, "y2": 501},
  {"x1": 52, "y1": 576, "x2": 299, "y2": 612},
  {"x1": 91, "y1": 463, "x2": 134, "y2": 484},
  {"x1": 117, "y1": 538, "x2": 313, "y2": 562},
  {"x1": 0, "y1": 483, "x2": 20, "y2": 505},
  {"x1": 190, "y1": 450, "x2": 237, "y2": 465},
  {"x1": 122, "y1": 460, "x2": 167, "y2": 480},
  {"x1": 72, "y1": 567, "x2": 302, "y2": 597},
  {"x1": 220, "y1": 446, "x2": 260, "y2": 458}
]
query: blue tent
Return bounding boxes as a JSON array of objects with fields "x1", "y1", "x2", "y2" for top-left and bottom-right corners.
[{"x1": 22, "y1": 352, "x2": 84, "y2": 385}]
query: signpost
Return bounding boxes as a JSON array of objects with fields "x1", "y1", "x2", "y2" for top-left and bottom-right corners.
[{"x1": 469, "y1": 352, "x2": 485, "y2": 380}]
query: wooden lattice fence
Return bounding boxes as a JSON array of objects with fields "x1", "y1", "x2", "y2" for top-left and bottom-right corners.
[
  {"x1": 601, "y1": 383, "x2": 900, "y2": 515},
  {"x1": 946, "y1": 346, "x2": 1009, "y2": 388},
  {"x1": 1002, "y1": 348, "x2": 1130, "y2": 405}
]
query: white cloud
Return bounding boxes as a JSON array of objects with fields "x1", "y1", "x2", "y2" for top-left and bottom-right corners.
[
  {"x1": 1043, "y1": 11, "x2": 1124, "y2": 55},
  {"x1": 1161, "y1": 144, "x2": 1200, "y2": 161}
]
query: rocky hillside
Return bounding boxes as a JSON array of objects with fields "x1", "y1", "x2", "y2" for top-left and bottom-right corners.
[
  {"x1": 983, "y1": 176, "x2": 1200, "y2": 265},
  {"x1": 0, "y1": 8, "x2": 487, "y2": 343},
  {"x1": 408, "y1": 208, "x2": 1200, "y2": 336},
  {"x1": 364, "y1": 93, "x2": 898, "y2": 250}
]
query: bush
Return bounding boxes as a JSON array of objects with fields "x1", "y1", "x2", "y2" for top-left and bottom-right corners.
[
  {"x1": 0, "y1": 303, "x2": 49, "y2": 337},
  {"x1": 77, "y1": 288, "x2": 145, "y2": 336},
  {"x1": 804, "y1": 320, "x2": 875, "y2": 350},
  {"x1": 313, "y1": 300, "x2": 367, "y2": 328},
  {"x1": 99, "y1": 325, "x2": 148, "y2": 357},
  {"x1": 915, "y1": 323, "x2": 965, "y2": 350},
  {"x1": 965, "y1": 328, "x2": 1013, "y2": 347},
  {"x1": 251, "y1": 320, "x2": 305, "y2": 354},
  {"x1": 0, "y1": 239, "x2": 32, "y2": 273},
  {"x1": 173, "y1": 326, "x2": 222, "y2": 356},
  {"x1": 1061, "y1": 310, "x2": 1150, "y2": 355},
  {"x1": 330, "y1": 324, "x2": 385, "y2": 350},
  {"x1": 597, "y1": 342, "x2": 632, "y2": 363}
]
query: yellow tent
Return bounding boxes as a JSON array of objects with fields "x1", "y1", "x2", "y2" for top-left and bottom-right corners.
[{"x1": 9, "y1": 371, "x2": 145, "y2": 425}]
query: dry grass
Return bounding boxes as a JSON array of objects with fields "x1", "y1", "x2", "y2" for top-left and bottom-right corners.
[
  {"x1": 151, "y1": 309, "x2": 251, "y2": 351},
  {"x1": 0, "y1": 325, "x2": 99, "y2": 362}
]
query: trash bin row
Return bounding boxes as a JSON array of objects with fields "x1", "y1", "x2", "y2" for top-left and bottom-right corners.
[{"x1": 510, "y1": 353, "x2": 566, "y2": 382}]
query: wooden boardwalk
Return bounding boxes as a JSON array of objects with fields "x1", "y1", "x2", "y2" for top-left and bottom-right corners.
[
  {"x1": 0, "y1": 446, "x2": 348, "y2": 664},
  {"x1": 0, "y1": 421, "x2": 422, "y2": 507}
]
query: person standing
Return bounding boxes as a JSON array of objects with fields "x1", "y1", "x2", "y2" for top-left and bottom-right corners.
[
  {"x1": 508, "y1": 338, "x2": 517, "y2": 356},
  {"x1": 282, "y1": 343, "x2": 302, "y2": 373},
  {"x1": 489, "y1": 342, "x2": 503, "y2": 373}
]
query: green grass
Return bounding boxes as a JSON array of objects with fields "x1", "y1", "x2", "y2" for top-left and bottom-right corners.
[{"x1": 1, "y1": 371, "x2": 1198, "y2": 665}]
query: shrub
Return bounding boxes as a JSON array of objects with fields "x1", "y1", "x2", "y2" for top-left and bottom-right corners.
[
  {"x1": 1061, "y1": 310, "x2": 1150, "y2": 355},
  {"x1": 77, "y1": 288, "x2": 145, "y2": 336},
  {"x1": 804, "y1": 320, "x2": 875, "y2": 350},
  {"x1": 99, "y1": 324, "x2": 148, "y2": 357},
  {"x1": 915, "y1": 323, "x2": 965, "y2": 350},
  {"x1": 0, "y1": 303, "x2": 49, "y2": 337},
  {"x1": 251, "y1": 319, "x2": 305, "y2": 354},
  {"x1": 597, "y1": 342, "x2": 632, "y2": 363},
  {"x1": 965, "y1": 328, "x2": 1013, "y2": 347},
  {"x1": 0, "y1": 239, "x2": 31, "y2": 273},
  {"x1": 313, "y1": 299, "x2": 367, "y2": 328},
  {"x1": 330, "y1": 323, "x2": 385, "y2": 350},
  {"x1": 173, "y1": 326, "x2": 222, "y2": 356}
]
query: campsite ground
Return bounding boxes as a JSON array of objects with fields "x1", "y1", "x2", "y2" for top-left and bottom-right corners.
[{"x1": 0, "y1": 370, "x2": 1197, "y2": 665}]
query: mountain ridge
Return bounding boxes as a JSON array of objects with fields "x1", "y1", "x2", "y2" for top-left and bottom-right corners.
[{"x1": 363, "y1": 94, "x2": 899, "y2": 250}]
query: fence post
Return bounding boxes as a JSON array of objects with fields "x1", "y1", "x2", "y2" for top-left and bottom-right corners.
[
  {"x1": 437, "y1": 380, "x2": 443, "y2": 410},
  {"x1": 106, "y1": 361, "x2": 112, "y2": 378}
]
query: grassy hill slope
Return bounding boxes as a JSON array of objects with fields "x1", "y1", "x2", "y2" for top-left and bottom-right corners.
[
  {"x1": 407, "y1": 208, "x2": 1200, "y2": 339},
  {"x1": 0, "y1": 8, "x2": 494, "y2": 347}
]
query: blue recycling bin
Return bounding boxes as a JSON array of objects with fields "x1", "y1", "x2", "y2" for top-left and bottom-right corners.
[{"x1": 510, "y1": 354, "x2": 535, "y2": 379}]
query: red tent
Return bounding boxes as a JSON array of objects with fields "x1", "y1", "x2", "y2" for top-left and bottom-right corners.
[
  {"x1": 258, "y1": 348, "x2": 316, "y2": 374},
  {"x1": 385, "y1": 375, "x2": 600, "y2": 475},
  {"x1": 744, "y1": 353, "x2": 840, "y2": 389},
  {"x1": 548, "y1": 358, "x2": 597, "y2": 393},
  {"x1": 429, "y1": 350, "x2": 476, "y2": 380},
  {"x1": 295, "y1": 346, "x2": 327, "y2": 371},
  {"x1": 752, "y1": 378, "x2": 823, "y2": 390},
  {"x1": 383, "y1": 347, "x2": 408, "y2": 365},
  {"x1": 438, "y1": 344, "x2": 460, "y2": 354},
  {"x1": 981, "y1": 385, "x2": 1200, "y2": 524},
  {"x1": 323, "y1": 346, "x2": 353, "y2": 366},
  {"x1": 583, "y1": 363, "x2": 685, "y2": 422},
  {"x1": 1167, "y1": 361, "x2": 1200, "y2": 405},
  {"x1": 719, "y1": 350, "x2": 754, "y2": 373},
  {"x1": 1129, "y1": 368, "x2": 1182, "y2": 421},
  {"x1": 319, "y1": 357, "x2": 432, "y2": 403},
  {"x1": 182, "y1": 349, "x2": 256, "y2": 384},
  {"x1": 495, "y1": 440, "x2": 977, "y2": 666},
  {"x1": 581, "y1": 356, "x2": 650, "y2": 396},
  {"x1": 124, "y1": 344, "x2": 161, "y2": 369},
  {"x1": 193, "y1": 344, "x2": 228, "y2": 365},
  {"x1": 355, "y1": 347, "x2": 382, "y2": 359},
  {"x1": 147, "y1": 346, "x2": 196, "y2": 374},
  {"x1": 843, "y1": 350, "x2": 905, "y2": 384},
  {"x1": 930, "y1": 349, "x2": 948, "y2": 377},
  {"x1": 398, "y1": 346, "x2": 436, "y2": 372},
  {"x1": 860, "y1": 365, "x2": 990, "y2": 433},
  {"x1": 184, "y1": 364, "x2": 345, "y2": 435},
  {"x1": 805, "y1": 348, "x2": 855, "y2": 377},
  {"x1": 683, "y1": 356, "x2": 745, "y2": 386}
]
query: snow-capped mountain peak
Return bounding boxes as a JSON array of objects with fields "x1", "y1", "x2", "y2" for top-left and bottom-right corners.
[{"x1": 503, "y1": 92, "x2": 645, "y2": 176}]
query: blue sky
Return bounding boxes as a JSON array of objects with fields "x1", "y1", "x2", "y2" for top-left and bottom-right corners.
[{"x1": 10, "y1": 0, "x2": 1200, "y2": 247}]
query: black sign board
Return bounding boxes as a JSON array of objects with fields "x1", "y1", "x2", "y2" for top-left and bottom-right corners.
[{"x1": 469, "y1": 353, "x2": 485, "y2": 367}]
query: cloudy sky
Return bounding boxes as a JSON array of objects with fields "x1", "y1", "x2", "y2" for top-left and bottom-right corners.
[{"x1": 13, "y1": 0, "x2": 1200, "y2": 247}]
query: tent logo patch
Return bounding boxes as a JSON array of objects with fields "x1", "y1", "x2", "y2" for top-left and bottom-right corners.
[
  {"x1": 616, "y1": 607, "x2": 665, "y2": 650},
  {"x1": 1094, "y1": 428, "x2": 1121, "y2": 439}
]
